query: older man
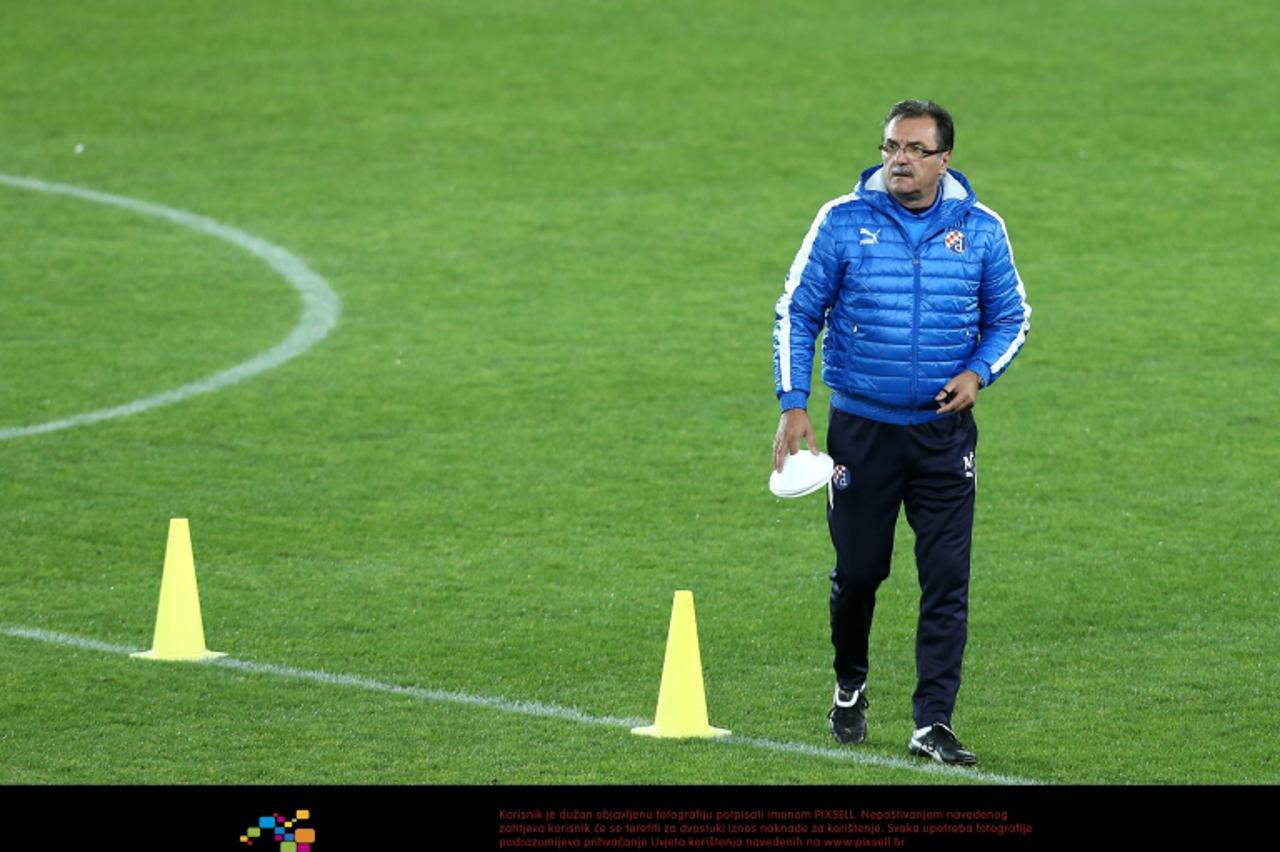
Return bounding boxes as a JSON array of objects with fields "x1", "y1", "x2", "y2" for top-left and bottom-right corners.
[{"x1": 771, "y1": 100, "x2": 1031, "y2": 764}]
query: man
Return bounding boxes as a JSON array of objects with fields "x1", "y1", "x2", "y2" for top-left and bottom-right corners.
[{"x1": 771, "y1": 100, "x2": 1030, "y2": 765}]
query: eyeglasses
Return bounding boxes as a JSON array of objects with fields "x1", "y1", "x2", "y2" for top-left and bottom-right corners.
[{"x1": 879, "y1": 141, "x2": 945, "y2": 160}]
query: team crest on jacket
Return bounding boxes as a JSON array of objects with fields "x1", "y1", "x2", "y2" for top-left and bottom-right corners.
[
  {"x1": 945, "y1": 230, "x2": 965, "y2": 254},
  {"x1": 831, "y1": 465, "x2": 851, "y2": 491}
]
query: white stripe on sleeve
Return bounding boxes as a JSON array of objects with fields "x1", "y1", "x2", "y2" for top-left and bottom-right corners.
[
  {"x1": 777, "y1": 193, "x2": 856, "y2": 392},
  {"x1": 974, "y1": 201, "x2": 1032, "y2": 376}
]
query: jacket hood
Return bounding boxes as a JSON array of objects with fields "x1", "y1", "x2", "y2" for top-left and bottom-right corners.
[{"x1": 856, "y1": 164, "x2": 976, "y2": 224}]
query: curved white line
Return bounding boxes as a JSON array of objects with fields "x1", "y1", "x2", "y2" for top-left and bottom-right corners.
[{"x1": 0, "y1": 174, "x2": 341, "y2": 440}]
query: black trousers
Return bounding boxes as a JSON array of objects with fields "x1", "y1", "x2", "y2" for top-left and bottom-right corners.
[{"x1": 826, "y1": 407, "x2": 978, "y2": 728}]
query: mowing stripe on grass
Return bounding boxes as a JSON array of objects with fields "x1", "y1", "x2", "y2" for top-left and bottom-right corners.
[
  {"x1": 0, "y1": 174, "x2": 341, "y2": 440},
  {"x1": 1, "y1": 625, "x2": 1043, "y2": 784}
]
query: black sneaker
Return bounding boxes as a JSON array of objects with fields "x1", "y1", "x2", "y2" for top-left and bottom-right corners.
[
  {"x1": 909, "y1": 723, "x2": 977, "y2": 765},
  {"x1": 827, "y1": 685, "x2": 868, "y2": 744}
]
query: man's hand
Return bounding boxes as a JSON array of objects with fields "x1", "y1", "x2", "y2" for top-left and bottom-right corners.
[
  {"x1": 773, "y1": 408, "x2": 819, "y2": 472},
  {"x1": 935, "y1": 370, "x2": 981, "y2": 414}
]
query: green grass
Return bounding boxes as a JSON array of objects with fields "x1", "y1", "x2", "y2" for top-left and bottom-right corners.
[{"x1": 1, "y1": 0, "x2": 1277, "y2": 786}]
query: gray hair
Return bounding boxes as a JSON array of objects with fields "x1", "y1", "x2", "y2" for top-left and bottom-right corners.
[{"x1": 883, "y1": 100, "x2": 954, "y2": 152}]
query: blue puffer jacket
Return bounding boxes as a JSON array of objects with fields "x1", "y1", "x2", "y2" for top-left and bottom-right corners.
[{"x1": 773, "y1": 165, "x2": 1031, "y2": 425}]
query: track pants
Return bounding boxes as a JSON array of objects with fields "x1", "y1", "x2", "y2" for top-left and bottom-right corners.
[{"x1": 826, "y1": 407, "x2": 978, "y2": 728}]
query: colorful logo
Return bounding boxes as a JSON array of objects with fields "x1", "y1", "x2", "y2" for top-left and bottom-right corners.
[
  {"x1": 239, "y1": 810, "x2": 315, "y2": 850},
  {"x1": 831, "y1": 465, "x2": 851, "y2": 491},
  {"x1": 944, "y1": 230, "x2": 965, "y2": 253}
]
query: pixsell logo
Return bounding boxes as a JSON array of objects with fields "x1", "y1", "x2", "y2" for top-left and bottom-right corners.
[{"x1": 239, "y1": 810, "x2": 316, "y2": 850}]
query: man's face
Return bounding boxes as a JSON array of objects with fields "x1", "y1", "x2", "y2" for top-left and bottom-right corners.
[{"x1": 881, "y1": 115, "x2": 951, "y2": 208}]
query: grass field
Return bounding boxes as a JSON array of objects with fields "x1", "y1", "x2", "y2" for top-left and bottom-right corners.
[{"x1": 1, "y1": 0, "x2": 1277, "y2": 789}]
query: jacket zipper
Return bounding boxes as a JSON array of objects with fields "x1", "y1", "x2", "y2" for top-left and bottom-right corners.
[
  {"x1": 911, "y1": 255, "x2": 922, "y2": 415},
  {"x1": 910, "y1": 218, "x2": 960, "y2": 421}
]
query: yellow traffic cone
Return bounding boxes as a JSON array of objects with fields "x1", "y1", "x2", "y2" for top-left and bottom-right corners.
[
  {"x1": 131, "y1": 518, "x2": 224, "y2": 662},
  {"x1": 632, "y1": 590, "x2": 730, "y2": 739}
]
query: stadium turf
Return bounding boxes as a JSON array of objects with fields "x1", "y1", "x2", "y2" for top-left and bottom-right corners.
[{"x1": 1, "y1": 0, "x2": 1276, "y2": 788}]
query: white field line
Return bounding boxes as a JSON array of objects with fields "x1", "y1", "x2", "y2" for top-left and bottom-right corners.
[
  {"x1": 0, "y1": 174, "x2": 341, "y2": 440},
  {"x1": 0, "y1": 625, "x2": 1044, "y2": 785}
]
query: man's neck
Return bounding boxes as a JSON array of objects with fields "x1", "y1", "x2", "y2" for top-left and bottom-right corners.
[{"x1": 891, "y1": 185, "x2": 939, "y2": 212}]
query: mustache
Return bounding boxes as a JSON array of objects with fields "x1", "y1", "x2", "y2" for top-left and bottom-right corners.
[{"x1": 891, "y1": 166, "x2": 913, "y2": 176}]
